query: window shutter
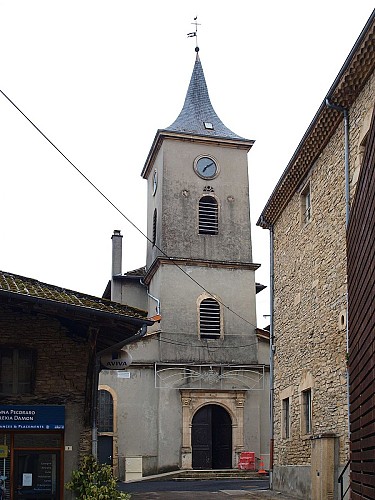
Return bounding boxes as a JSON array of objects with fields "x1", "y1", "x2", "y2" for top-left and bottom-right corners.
[
  {"x1": 199, "y1": 196, "x2": 218, "y2": 235},
  {"x1": 200, "y1": 298, "x2": 221, "y2": 338},
  {"x1": 152, "y1": 208, "x2": 157, "y2": 246}
]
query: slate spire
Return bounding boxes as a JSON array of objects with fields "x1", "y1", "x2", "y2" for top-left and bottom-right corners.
[{"x1": 165, "y1": 52, "x2": 246, "y2": 140}]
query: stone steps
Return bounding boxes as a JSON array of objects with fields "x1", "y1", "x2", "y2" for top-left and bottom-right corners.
[{"x1": 167, "y1": 469, "x2": 268, "y2": 481}]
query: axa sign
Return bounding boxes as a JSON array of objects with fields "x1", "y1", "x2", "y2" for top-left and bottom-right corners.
[{"x1": 101, "y1": 350, "x2": 133, "y2": 370}]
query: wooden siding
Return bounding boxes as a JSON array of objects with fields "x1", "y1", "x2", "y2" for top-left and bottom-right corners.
[{"x1": 347, "y1": 104, "x2": 375, "y2": 500}]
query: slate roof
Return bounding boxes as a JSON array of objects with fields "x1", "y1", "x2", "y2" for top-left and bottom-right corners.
[
  {"x1": 164, "y1": 53, "x2": 248, "y2": 141},
  {"x1": 142, "y1": 51, "x2": 253, "y2": 179},
  {"x1": 0, "y1": 270, "x2": 148, "y2": 320},
  {"x1": 124, "y1": 266, "x2": 146, "y2": 277}
]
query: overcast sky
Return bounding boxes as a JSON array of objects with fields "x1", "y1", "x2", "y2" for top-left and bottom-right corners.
[{"x1": 1, "y1": 1, "x2": 373, "y2": 327}]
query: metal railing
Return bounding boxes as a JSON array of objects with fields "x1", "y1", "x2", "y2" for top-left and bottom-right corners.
[{"x1": 338, "y1": 459, "x2": 350, "y2": 500}]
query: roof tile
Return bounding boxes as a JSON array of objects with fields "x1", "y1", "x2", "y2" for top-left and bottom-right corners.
[{"x1": 0, "y1": 270, "x2": 147, "y2": 319}]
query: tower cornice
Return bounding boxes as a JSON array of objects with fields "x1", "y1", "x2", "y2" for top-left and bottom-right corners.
[
  {"x1": 142, "y1": 129, "x2": 254, "y2": 179},
  {"x1": 143, "y1": 256, "x2": 260, "y2": 285}
]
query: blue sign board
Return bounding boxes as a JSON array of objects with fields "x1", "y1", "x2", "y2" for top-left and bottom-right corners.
[{"x1": 0, "y1": 405, "x2": 65, "y2": 430}]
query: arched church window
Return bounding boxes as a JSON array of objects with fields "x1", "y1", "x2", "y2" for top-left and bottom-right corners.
[
  {"x1": 152, "y1": 208, "x2": 157, "y2": 247},
  {"x1": 199, "y1": 196, "x2": 218, "y2": 235},
  {"x1": 97, "y1": 389, "x2": 113, "y2": 432},
  {"x1": 200, "y1": 298, "x2": 221, "y2": 339}
]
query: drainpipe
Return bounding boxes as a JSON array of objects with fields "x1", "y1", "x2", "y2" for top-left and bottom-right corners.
[
  {"x1": 260, "y1": 216, "x2": 274, "y2": 487},
  {"x1": 325, "y1": 98, "x2": 351, "y2": 443},
  {"x1": 325, "y1": 99, "x2": 350, "y2": 229},
  {"x1": 92, "y1": 323, "x2": 149, "y2": 459},
  {"x1": 140, "y1": 279, "x2": 160, "y2": 316},
  {"x1": 269, "y1": 222, "x2": 275, "y2": 488}
]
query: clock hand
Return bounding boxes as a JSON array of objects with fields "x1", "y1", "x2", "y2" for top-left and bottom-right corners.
[{"x1": 203, "y1": 162, "x2": 214, "y2": 172}]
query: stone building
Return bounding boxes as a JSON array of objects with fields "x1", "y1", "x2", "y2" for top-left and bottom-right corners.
[
  {"x1": 100, "y1": 47, "x2": 270, "y2": 478},
  {"x1": 0, "y1": 270, "x2": 153, "y2": 500},
  {"x1": 257, "y1": 11, "x2": 374, "y2": 500}
]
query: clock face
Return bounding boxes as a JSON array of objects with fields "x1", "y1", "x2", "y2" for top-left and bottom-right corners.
[
  {"x1": 152, "y1": 169, "x2": 158, "y2": 195},
  {"x1": 195, "y1": 156, "x2": 218, "y2": 179}
]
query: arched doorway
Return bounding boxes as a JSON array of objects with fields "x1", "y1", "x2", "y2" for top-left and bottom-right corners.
[{"x1": 192, "y1": 404, "x2": 232, "y2": 469}]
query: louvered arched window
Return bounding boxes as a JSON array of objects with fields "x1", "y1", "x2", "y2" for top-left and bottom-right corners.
[
  {"x1": 152, "y1": 208, "x2": 157, "y2": 246},
  {"x1": 199, "y1": 196, "x2": 218, "y2": 235},
  {"x1": 200, "y1": 298, "x2": 221, "y2": 339}
]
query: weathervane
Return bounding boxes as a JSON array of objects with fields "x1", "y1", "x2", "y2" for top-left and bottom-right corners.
[{"x1": 187, "y1": 16, "x2": 201, "y2": 52}]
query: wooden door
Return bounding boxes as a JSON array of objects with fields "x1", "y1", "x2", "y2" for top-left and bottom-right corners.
[
  {"x1": 98, "y1": 435, "x2": 113, "y2": 466},
  {"x1": 192, "y1": 405, "x2": 232, "y2": 469},
  {"x1": 212, "y1": 405, "x2": 232, "y2": 469}
]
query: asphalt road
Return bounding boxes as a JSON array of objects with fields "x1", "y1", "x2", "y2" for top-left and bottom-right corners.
[
  {"x1": 118, "y1": 478, "x2": 298, "y2": 499},
  {"x1": 119, "y1": 479, "x2": 270, "y2": 493}
]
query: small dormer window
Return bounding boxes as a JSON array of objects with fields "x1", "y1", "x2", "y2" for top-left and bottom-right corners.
[{"x1": 204, "y1": 122, "x2": 214, "y2": 130}]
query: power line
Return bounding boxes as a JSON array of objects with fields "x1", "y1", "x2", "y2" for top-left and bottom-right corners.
[
  {"x1": 0, "y1": 89, "x2": 262, "y2": 332},
  {"x1": 158, "y1": 334, "x2": 261, "y2": 349}
]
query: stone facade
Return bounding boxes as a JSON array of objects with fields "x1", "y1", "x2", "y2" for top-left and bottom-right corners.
[
  {"x1": 0, "y1": 303, "x2": 91, "y2": 500},
  {"x1": 258, "y1": 17, "x2": 374, "y2": 500},
  {"x1": 272, "y1": 69, "x2": 374, "y2": 472}
]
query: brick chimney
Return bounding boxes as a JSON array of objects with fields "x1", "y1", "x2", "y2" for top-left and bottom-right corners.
[{"x1": 111, "y1": 230, "x2": 123, "y2": 277}]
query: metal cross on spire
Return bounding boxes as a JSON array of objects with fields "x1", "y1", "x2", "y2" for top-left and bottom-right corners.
[{"x1": 187, "y1": 16, "x2": 201, "y2": 52}]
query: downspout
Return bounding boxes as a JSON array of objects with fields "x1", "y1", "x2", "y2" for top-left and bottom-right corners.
[
  {"x1": 269, "y1": 222, "x2": 275, "y2": 488},
  {"x1": 140, "y1": 279, "x2": 160, "y2": 316},
  {"x1": 325, "y1": 98, "x2": 351, "y2": 442},
  {"x1": 260, "y1": 216, "x2": 274, "y2": 487},
  {"x1": 92, "y1": 323, "x2": 149, "y2": 458},
  {"x1": 325, "y1": 99, "x2": 350, "y2": 228}
]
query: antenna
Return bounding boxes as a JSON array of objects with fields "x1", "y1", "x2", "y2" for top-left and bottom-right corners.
[{"x1": 187, "y1": 16, "x2": 201, "y2": 52}]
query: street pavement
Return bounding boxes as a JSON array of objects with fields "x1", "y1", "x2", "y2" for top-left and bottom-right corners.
[{"x1": 119, "y1": 478, "x2": 298, "y2": 499}]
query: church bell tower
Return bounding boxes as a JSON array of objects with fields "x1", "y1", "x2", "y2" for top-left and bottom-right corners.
[
  {"x1": 102, "y1": 45, "x2": 269, "y2": 476},
  {"x1": 138, "y1": 48, "x2": 269, "y2": 470}
]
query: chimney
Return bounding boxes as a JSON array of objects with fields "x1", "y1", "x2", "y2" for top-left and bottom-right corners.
[{"x1": 111, "y1": 230, "x2": 123, "y2": 277}]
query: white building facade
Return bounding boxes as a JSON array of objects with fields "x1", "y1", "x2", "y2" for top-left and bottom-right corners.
[{"x1": 100, "y1": 49, "x2": 270, "y2": 478}]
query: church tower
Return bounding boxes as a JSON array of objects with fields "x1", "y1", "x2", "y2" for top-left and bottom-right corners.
[
  {"x1": 142, "y1": 50, "x2": 260, "y2": 364},
  {"x1": 101, "y1": 48, "x2": 269, "y2": 476}
]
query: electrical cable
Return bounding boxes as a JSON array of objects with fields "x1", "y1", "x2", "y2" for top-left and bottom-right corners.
[
  {"x1": 0, "y1": 89, "x2": 264, "y2": 333},
  {"x1": 157, "y1": 332, "x2": 262, "y2": 349},
  {"x1": 159, "y1": 338, "x2": 259, "y2": 349}
]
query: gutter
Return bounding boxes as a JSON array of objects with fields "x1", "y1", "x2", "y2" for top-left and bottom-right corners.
[
  {"x1": 258, "y1": 216, "x2": 275, "y2": 484},
  {"x1": 0, "y1": 288, "x2": 152, "y2": 327},
  {"x1": 269, "y1": 221, "x2": 275, "y2": 486}
]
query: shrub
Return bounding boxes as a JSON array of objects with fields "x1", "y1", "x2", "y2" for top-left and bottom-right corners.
[{"x1": 66, "y1": 455, "x2": 130, "y2": 500}]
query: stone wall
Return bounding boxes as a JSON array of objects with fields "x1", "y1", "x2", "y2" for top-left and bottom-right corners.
[
  {"x1": 0, "y1": 304, "x2": 93, "y2": 491},
  {"x1": 271, "y1": 71, "x2": 374, "y2": 496}
]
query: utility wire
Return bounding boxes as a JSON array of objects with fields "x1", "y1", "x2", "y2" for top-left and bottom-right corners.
[
  {"x1": 0, "y1": 89, "x2": 263, "y2": 332},
  {"x1": 158, "y1": 335, "x2": 261, "y2": 349}
]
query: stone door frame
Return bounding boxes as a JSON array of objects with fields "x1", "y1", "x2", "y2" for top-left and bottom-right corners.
[{"x1": 180, "y1": 389, "x2": 246, "y2": 469}]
